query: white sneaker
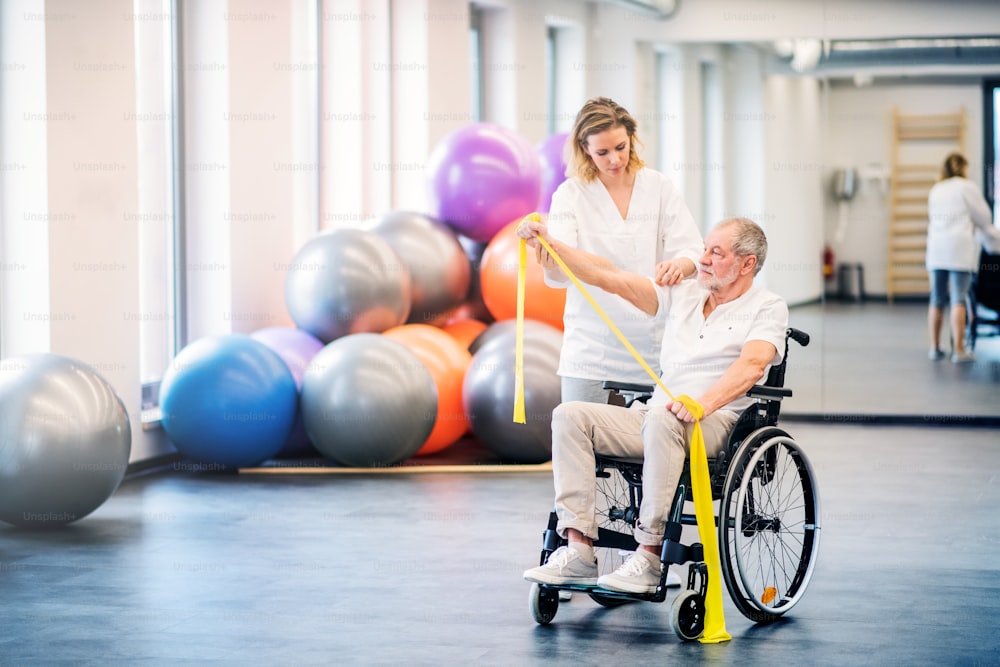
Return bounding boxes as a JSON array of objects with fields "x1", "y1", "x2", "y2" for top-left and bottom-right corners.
[
  {"x1": 952, "y1": 350, "x2": 975, "y2": 363},
  {"x1": 596, "y1": 551, "x2": 661, "y2": 594},
  {"x1": 523, "y1": 546, "x2": 598, "y2": 587}
]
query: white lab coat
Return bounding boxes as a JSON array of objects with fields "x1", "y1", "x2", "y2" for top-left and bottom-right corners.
[
  {"x1": 926, "y1": 176, "x2": 1000, "y2": 272},
  {"x1": 545, "y1": 167, "x2": 703, "y2": 384}
]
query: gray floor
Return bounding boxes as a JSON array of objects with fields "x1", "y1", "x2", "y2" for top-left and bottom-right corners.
[
  {"x1": 785, "y1": 300, "x2": 1000, "y2": 419},
  {"x1": 1, "y1": 303, "x2": 999, "y2": 665}
]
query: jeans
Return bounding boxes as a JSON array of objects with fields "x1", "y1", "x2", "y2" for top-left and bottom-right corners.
[
  {"x1": 929, "y1": 269, "x2": 972, "y2": 308},
  {"x1": 550, "y1": 401, "x2": 739, "y2": 546}
]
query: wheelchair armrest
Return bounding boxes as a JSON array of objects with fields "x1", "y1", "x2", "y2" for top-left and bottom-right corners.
[
  {"x1": 747, "y1": 385, "x2": 793, "y2": 400},
  {"x1": 602, "y1": 381, "x2": 655, "y2": 394},
  {"x1": 603, "y1": 381, "x2": 655, "y2": 408}
]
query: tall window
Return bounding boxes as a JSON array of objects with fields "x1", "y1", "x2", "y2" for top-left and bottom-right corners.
[
  {"x1": 320, "y1": 0, "x2": 390, "y2": 227},
  {"x1": 133, "y1": 0, "x2": 177, "y2": 396},
  {"x1": 985, "y1": 78, "x2": 999, "y2": 221},
  {"x1": 469, "y1": 5, "x2": 483, "y2": 123},
  {"x1": 701, "y1": 59, "x2": 723, "y2": 234},
  {"x1": 545, "y1": 26, "x2": 557, "y2": 136},
  {"x1": 656, "y1": 49, "x2": 684, "y2": 192}
]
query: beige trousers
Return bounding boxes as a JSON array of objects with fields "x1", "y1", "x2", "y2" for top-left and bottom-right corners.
[{"x1": 550, "y1": 401, "x2": 738, "y2": 546}]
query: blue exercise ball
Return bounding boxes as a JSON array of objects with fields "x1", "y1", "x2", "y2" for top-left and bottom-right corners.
[
  {"x1": 0, "y1": 353, "x2": 131, "y2": 527},
  {"x1": 159, "y1": 335, "x2": 297, "y2": 468},
  {"x1": 300, "y1": 334, "x2": 437, "y2": 467}
]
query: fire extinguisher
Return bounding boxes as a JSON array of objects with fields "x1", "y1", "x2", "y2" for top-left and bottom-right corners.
[{"x1": 822, "y1": 245, "x2": 835, "y2": 281}]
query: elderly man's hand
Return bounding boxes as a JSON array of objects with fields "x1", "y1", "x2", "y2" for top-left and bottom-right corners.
[{"x1": 668, "y1": 395, "x2": 705, "y2": 423}]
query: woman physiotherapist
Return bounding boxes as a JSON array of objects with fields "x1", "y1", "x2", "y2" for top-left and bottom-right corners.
[{"x1": 538, "y1": 97, "x2": 703, "y2": 403}]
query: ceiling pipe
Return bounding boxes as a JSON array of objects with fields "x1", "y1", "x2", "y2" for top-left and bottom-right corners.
[{"x1": 597, "y1": 0, "x2": 679, "y2": 21}]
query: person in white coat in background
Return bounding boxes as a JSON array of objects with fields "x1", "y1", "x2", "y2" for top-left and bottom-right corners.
[
  {"x1": 540, "y1": 97, "x2": 704, "y2": 403},
  {"x1": 926, "y1": 152, "x2": 1000, "y2": 363}
]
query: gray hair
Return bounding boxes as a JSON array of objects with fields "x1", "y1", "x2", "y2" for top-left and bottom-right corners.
[{"x1": 717, "y1": 217, "x2": 767, "y2": 276}]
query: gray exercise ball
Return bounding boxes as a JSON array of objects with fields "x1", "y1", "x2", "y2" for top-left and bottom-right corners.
[
  {"x1": 284, "y1": 228, "x2": 411, "y2": 343},
  {"x1": 0, "y1": 354, "x2": 132, "y2": 527},
  {"x1": 462, "y1": 320, "x2": 563, "y2": 464},
  {"x1": 369, "y1": 210, "x2": 471, "y2": 326},
  {"x1": 300, "y1": 334, "x2": 437, "y2": 467}
]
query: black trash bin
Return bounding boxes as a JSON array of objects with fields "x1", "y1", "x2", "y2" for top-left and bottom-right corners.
[{"x1": 837, "y1": 263, "x2": 865, "y2": 302}]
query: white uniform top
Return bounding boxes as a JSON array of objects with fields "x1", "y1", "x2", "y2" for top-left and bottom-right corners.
[
  {"x1": 545, "y1": 167, "x2": 703, "y2": 384},
  {"x1": 645, "y1": 280, "x2": 789, "y2": 414},
  {"x1": 926, "y1": 176, "x2": 998, "y2": 272}
]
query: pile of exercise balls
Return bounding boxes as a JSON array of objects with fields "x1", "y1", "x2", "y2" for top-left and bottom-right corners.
[{"x1": 159, "y1": 123, "x2": 573, "y2": 469}]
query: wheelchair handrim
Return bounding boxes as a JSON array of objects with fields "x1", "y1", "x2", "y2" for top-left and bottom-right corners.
[{"x1": 731, "y1": 434, "x2": 821, "y2": 616}]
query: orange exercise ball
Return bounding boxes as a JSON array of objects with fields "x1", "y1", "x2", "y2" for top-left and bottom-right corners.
[
  {"x1": 383, "y1": 324, "x2": 472, "y2": 456},
  {"x1": 442, "y1": 318, "x2": 489, "y2": 352},
  {"x1": 479, "y1": 219, "x2": 566, "y2": 330}
]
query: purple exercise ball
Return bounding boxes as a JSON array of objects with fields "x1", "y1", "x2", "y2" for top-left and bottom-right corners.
[
  {"x1": 427, "y1": 122, "x2": 542, "y2": 243},
  {"x1": 536, "y1": 132, "x2": 569, "y2": 213},
  {"x1": 251, "y1": 326, "x2": 325, "y2": 457},
  {"x1": 250, "y1": 326, "x2": 325, "y2": 389}
]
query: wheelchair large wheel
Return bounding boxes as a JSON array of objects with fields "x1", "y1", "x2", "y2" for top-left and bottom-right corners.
[
  {"x1": 718, "y1": 428, "x2": 821, "y2": 622},
  {"x1": 589, "y1": 462, "x2": 640, "y2": 608}
]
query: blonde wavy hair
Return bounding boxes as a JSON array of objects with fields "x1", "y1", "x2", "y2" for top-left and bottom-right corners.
[{"x1": 565, "y1": 97, "x2": 645, "y2": 182}]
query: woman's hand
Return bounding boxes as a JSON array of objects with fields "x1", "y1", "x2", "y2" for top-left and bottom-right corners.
[
  {"x1": 654, "y1": 259, "x2": 686, "y2": 286},
  {"x1": 516, "y1": 213, "x2": 547, "y2": 249}
]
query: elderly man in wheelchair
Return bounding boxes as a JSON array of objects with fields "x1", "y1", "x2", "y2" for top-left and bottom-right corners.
[{"x1": 517, "y1": 216, "x2": 819, "y2": 639}]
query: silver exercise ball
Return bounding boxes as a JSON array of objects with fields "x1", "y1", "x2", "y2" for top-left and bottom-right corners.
[
  {"x1": 284, "y1": 228, "x2": 411, "y2": 343},
  {"x1": 300, "y1": 334, "x2": 437, "y2": 467},
  {"x1": 462, "y1": 320, "x2": 563, "y2": 464},
  {"x1": 369, "y1": 210, "x2": 471, "y2": 326},
  {"x1": 0, "y1": 354, "x2": 132, "y2": 527}
]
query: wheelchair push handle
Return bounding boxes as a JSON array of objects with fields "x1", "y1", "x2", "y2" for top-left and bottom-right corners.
[{"x1": 787, "y1": 327, "x2": 810, "y2": 347}]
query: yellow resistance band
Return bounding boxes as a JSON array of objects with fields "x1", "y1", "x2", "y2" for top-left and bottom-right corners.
[
  {"x1": 514, "y1": 224, "x2": 731, "y2": 644},
  {"x1": 513, "y1": 235, "x2": 527, "y2": 424}
]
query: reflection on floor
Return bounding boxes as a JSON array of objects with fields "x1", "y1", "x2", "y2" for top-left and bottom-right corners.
[
  {"x1": 785, "y1": 300, "x2": 1000, "y2": 420},
  {"x1": 0, "y1": 422, "x2": 997, "y2": 664}
]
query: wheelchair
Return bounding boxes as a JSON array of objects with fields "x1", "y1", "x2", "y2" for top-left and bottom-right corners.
[{"x1": 528, "y1": 328, "x2": 820, "y2": 641}]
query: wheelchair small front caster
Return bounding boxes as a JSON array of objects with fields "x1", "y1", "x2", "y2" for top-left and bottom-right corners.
[
  {"x1": 670, "y1": 589, "x2": 705, "y2": 641},
  {"x1": 671, "y1": 562, "x2": 708, "y2": 641},
  {"x1": 529, "y1": 583, "x2": 559, "y2": 625}
]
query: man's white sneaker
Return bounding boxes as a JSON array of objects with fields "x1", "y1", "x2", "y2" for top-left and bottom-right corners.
[
  {"x1": 596, "y1": 551, "x2": 661, "y2": 594},
  {"x1": 523, "y1": 546, "x2": 598, "y2": 587}
]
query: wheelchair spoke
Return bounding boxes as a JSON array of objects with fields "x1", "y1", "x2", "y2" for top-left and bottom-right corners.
[{"x1": 593, "y1": 461, "x2": 641, "y2": 577}]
